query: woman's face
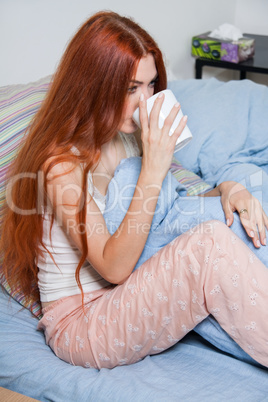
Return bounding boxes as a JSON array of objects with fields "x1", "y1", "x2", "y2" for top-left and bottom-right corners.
[{"x1": 119, "y1": 53, "x2": 158, "y2": 134}]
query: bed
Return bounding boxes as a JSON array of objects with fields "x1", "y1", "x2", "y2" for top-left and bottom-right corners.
[{"x1": 0, "y1": 75, "x2": 268, "y2": 401}]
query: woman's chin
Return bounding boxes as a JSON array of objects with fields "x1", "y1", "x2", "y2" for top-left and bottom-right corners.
[{"x1": 120, "y1": 120, "x2": 139, "y2": 134}]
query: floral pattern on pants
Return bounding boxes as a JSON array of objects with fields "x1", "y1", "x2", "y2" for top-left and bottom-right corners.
[{"x1": 37, "y1": 221, "x2": 268, "y2": 369}]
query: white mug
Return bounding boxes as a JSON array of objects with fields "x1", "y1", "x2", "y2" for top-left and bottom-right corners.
[{"x1": 132, "y1": 89, "x2": 193, "y2": 152}]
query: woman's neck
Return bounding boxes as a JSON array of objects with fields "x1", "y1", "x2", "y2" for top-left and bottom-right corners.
[{"x1": 91, "y1": 133, "x2": 125, "y2": 195}]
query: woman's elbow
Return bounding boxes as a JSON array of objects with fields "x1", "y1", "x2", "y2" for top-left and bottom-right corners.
[{"x1": 101, "y1": 266, "x2": 132, "y2": 285}]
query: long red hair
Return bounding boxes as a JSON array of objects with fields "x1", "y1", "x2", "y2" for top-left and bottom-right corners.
[{"x1": 1, "y1": 11, "x2": 167, "y2": 303}]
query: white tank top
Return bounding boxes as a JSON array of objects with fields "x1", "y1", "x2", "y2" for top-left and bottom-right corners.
[{"x1": 37, "y1": 133, "x2": 140, "y2": 302}]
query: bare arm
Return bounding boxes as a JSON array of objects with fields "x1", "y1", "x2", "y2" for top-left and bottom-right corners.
[{"x1": 46, "y1": 94, "x2": 187, "y2": 285}]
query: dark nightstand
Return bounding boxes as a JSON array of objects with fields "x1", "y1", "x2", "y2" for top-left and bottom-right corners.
[{"x1": 195, "y1": 34, "x2": 268, "y2": 80}]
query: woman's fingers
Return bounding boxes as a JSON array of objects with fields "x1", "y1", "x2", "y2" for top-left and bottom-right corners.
[
  {"x1": 238, "y1": 204, "x2": 267, "y2": 248},
  {"x1": 149, "y1": 94, "x2": 187, "y2": 145},
  {"x1": 139, "y1": 93, "x2": 149, "y2": 131},
  {"x1": 167, "y1": 107, "x2": 188, "y2": 147},
  {"x1": 220, "y1": 181, "x2": 267, "y2": 248},
  {"x1": 148, "y1": 92, "x2": 165, "y2": 132},
  {"x1": 140, "y1": 92, "x2": 187, "y2": 181},
  {"x1": 257, "y1": 209, "x2": 268, "y2": 246},
  {"x1": 220, "y1": 194, "x2": 234, "y2": 227},
  {"x1": 140, "y1": 93, "x2": 181, "y2": 181},
  {"x1": 238, "y1": 209, "x2": 260, "y2": 247}
]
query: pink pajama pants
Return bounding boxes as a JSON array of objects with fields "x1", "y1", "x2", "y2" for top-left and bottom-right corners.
[{"x1": 37, "y1": 221, "x2": 268, "y2": 369}]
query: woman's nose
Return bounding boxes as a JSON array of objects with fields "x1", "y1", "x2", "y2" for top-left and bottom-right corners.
[{"x1": 143, "y1": 89, "x2": 152, "y2": 101}]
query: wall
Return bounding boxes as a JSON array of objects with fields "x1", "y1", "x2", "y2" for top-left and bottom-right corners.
[
  {"x1": 0, "y1": 0, "x2": 267, "y2": 86},
  {"x1": 234, "y1": 0, "x2": 268, "y2": 85},
  {"x1": 235, "y1": 0, "x2": 268, "y2": 35},
  {"x1": 0, "y1": 0, "x2": 236, "y2": 86},
  {"x1": 208, "y1": 0, "x2": 268, "y2": 85}
]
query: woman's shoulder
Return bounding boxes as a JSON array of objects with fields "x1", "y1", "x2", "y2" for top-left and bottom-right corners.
[{"x1": 42, "y1": 154, "x2": 83, "y2": 183}]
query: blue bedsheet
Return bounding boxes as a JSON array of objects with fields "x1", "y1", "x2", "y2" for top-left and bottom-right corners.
[{"x1": 1, "y1": 287, "x2": 268, "y2": 401}]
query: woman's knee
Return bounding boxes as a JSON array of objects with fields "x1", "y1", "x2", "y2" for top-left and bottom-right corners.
[
  {"x1": 208, "y1": 221, "x2": 237, "y2": 251},
  {"x1": 191, "y1": 220, "x2": 228, "y2": 235},
  {"x1": 204, "y1": 220, "x2": 229, "y2": 233},
  {"x1": 196, "y1": 220, "x2": 232, "y2": 244}
]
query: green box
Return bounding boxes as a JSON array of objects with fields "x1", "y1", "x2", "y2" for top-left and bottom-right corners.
[{"x1": 192, "y1": 32, "x2": 255, "y2": 63}]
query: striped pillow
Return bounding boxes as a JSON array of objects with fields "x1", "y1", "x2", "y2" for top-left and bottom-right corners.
[
  {"x1": 170, "y1": 158, "x2": 211, "y2": 195},
  {"x1": 0, "y1": 76, "x2": 51, "y2": 319},
  {"x1": 0, "y1": 75, "x2": 211, "y2": 320}
]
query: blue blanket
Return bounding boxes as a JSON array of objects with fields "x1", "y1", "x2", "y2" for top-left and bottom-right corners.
[
  {"x1": 169, "y1": 78, "x2": 268, "y2": 200},
  {"x1": 104, "y1": 157, "x2": 267, "y2": 269}
]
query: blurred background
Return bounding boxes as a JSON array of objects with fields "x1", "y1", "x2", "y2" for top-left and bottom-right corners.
[{"x1": 1, "y1": 0, "x2": 267, "y2": 86}]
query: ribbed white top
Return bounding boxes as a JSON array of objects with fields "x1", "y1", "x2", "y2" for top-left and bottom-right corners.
[{"x1": 37, "y1": 133, "x2": 139, "y2": 302}]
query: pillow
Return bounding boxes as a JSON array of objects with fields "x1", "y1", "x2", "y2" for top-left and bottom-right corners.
[
  {"x1": 170, "y1": 158, "x2": 211, "y2": 195},
  {"x1": 0, "y1": 76, "x2": 52, "y2": 319},
  {"x1": 0, "y1": 76, "x2": 211, "y2": 320}
]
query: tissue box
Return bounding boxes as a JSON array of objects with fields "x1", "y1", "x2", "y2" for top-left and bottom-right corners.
[{"x1": 191, "y1": 32, "x2": 255, "y2": 63}]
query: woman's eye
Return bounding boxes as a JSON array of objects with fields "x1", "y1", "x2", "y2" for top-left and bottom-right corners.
[
  {"x1": 128, "y1": 86, "x2": 138, "y2": 94},
  {"x1": 149, "y1": 78, "x2": 158, "y2": 88}
]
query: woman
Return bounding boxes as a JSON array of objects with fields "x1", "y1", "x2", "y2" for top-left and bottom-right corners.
[{"x1": 1, "y1": 11, "x2": 268, "y2": 369}]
